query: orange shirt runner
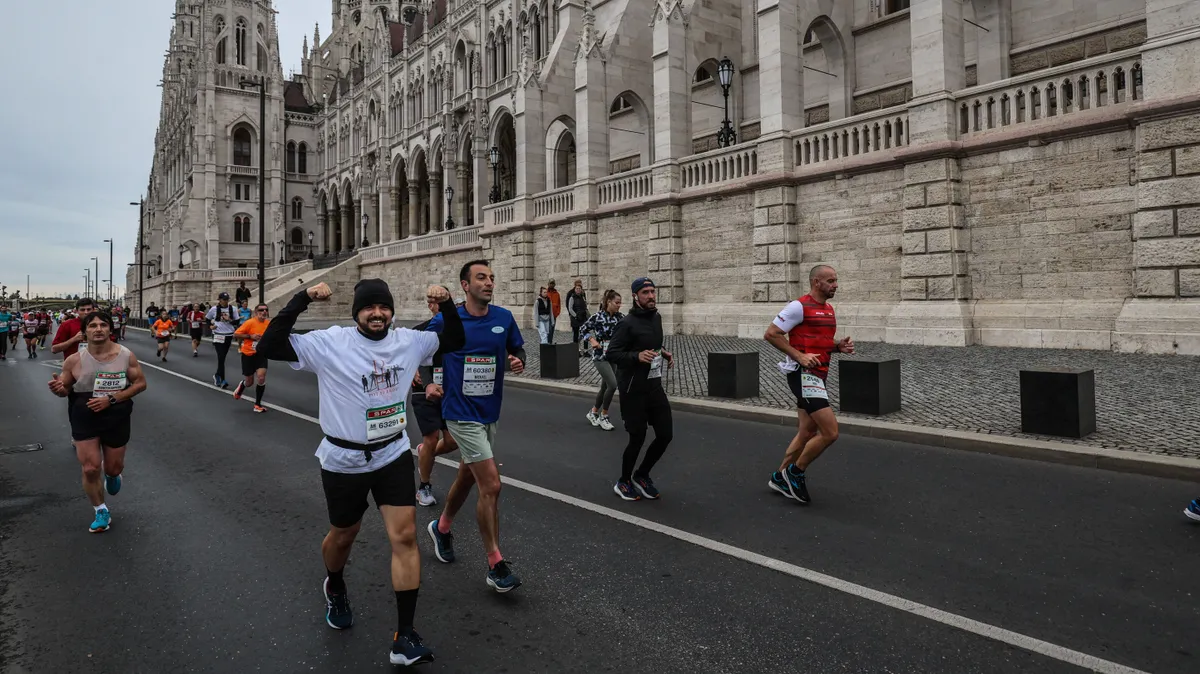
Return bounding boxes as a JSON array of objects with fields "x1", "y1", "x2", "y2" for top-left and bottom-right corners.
[
  {"x1": 152, "y1": 318, "x2": 176, "y2": 339},
  {"x1": 234, "y1": 316, "x2": 270, "y2": 356}
]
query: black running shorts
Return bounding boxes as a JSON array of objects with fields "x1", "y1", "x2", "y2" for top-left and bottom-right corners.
[
  {"x1": 156, "y1": 336, "x2": 171, "y2": 344},
  {"x1": 412, "y1": 396, "x2": 446, "y2": 438},
  {"x1": 240, "y1": 352, "x2": 268, "y2": 376},
  {"x1": 786, "y1": 371, "x2": 832, "y2": 415},
  {"x1": 320, "y1": 449, "x2": 415, "y2": 528},
  {"x1": 190, "y1": 329, "x2": 203, "y2": 341},
  {"x1": 69, "y1": 398, "x2": 134, "y2": 447}
]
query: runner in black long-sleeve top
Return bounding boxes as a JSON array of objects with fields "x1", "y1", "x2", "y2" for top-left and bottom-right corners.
[{"x1": 257, "y1": 279, "x2": 464, "y2": 667}]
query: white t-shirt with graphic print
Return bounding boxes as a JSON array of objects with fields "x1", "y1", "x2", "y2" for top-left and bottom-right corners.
[{"x1": 289, "y1": 325, "x2": 440, "y2": 474}]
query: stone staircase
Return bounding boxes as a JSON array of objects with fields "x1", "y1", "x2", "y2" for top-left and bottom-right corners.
[{"x1": 265, "y1": 254, "x2": 361, "y2": 320}]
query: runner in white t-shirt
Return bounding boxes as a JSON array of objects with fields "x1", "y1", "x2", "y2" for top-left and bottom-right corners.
[{"x1": 257, "y1": 279, "x2": 464, "y2": 667}]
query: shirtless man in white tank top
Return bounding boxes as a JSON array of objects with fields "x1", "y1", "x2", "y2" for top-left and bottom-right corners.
[{"x1": 48, "y1": 311, "x2": 147, "y2": 533}]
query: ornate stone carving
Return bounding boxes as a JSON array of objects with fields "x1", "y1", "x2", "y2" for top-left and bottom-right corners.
[
  {"x1": 576, "y1": 1, "x2": 604, "y2": 62},
  {"x1": 650, "y1": 0, "x2": 687, "y2": 26}
]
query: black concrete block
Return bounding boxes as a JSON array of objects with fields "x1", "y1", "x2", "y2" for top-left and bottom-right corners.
[
  {"x1": 707, "y1": 351, "x2": 759, "y2": 399},
  {"x1": 1020, "y1": 368, "x2": 1096, "y2": 438},
  {"x1": 838, "y1": 357, "x2": 902, "y2": 415},
  {"x1": 539, "y1": 343, "x2": 580, "y2": 379}
]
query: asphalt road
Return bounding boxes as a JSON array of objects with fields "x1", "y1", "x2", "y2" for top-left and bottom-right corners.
[{"x1": 0, "y1": 329, "x2": 1197, "y2": 673}]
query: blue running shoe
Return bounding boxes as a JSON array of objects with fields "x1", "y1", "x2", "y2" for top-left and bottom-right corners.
[
  {"x1": 784, "y1": 465, "x2": 810, "y2": 505},
  {"x1": 390, "y1": 629, "x2": 434, "y2": 666},
  {"x1": 632, "y1": 475, "x2": 660, "y2": 500},
  {"x1": 768, "y1": 471, "x2": 793, "y2": 499},
  {"x1": 105, "y1": 473, "x2": 122, "y2": 496},
  {"x1": 1186, "y1": 498, "x2": 1200, "y2": 523},
  {"x1": 613, "y1": 479, "x2": 640, "y2": 501},
  {"x1": 427, "y1": 519, "x2": 455, "y2": 563},
  {"x1": 486, "y1": 560, "x2": 522, "y2": 593},
  {"x1": 323, "y1": 578, "x2": 354, "y2": 630},
  {"x1": 89, "y1": 508, "x2": 111, "y2": 533}
]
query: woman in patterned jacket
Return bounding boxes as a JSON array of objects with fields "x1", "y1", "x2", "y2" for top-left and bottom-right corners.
[{"x1": 582, "y1": 289, "x2": 625, "y2": 431}]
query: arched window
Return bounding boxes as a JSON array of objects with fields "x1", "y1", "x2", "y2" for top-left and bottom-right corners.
[
  {"x1": 217, "y1": 38, "x2": 227, "y2": 65},
  {"x1": 610, "y1": 95, "x2": 632, "y2": 115},
  {"x1": 235, "y1": 18, "x2": 247, "y2": 66},
  {"x1": 257, "y1": 22, "x2": 264, "y2": 35},
  {"x1": 297, "y1": 143, "x2": 308, "y2": 174},
  {"x1": 286, "y1": 141, "x2": 297, "y2": 172},
  {"x1": 233, "y1": 127, "x2": 253, "y2": 166},
  {"x1": 379, "y1": 7, "x2": 389, "y2": 23},
  {"x1": 257, "y1": 44, "x2": 267, "y2": 72},
  {"x1": 215, "y1": 16, "x2": 225, "y2": 34},
  {"x1": 291, "y1": 198, "x2": 304, "y2": 220},
  {"x1": 290, "y1": 227, "x2": 304, "y2": 245},
  {"x1": 234, "y1": 216, "x2": 251, "y2": 242},
  {"x1": 886, "y1": 0, "x2": 910, "y2": 14},
  {"x1": 531, "y1": 8, "x2": 542, "y2": 60},
  {"x1": 694, "y1": 66, "x2": 713, "y2": 85}
]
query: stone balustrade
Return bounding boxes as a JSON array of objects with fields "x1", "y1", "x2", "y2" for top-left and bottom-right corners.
[
  {"x1": 488, "y1": 73, "x2": 516, "y2": 98},
  {"x1": 226, "y1": 164, "x2": 257, "y2": 177},
  {"x1": 358, "y1": 226, "x2": 482, "y2": 265},
  {"x1": 792, "y1": 108, "x2": 910, "y2": 168},
  {"x1": 483, "y1": 201, "x2": 515, "y2": 227},
  {"x1": 680, "y1": 145, "x2": 759, "y2": 190},
  {"x1": 533, "y1": 186, "x2": 575, "y2": 219},
  {"x1": 956, "y1": 52, "x2": 1143, "y2": 137},
  {"x1": 597, "y1": 167, "x2": 654, "y2": 206}
]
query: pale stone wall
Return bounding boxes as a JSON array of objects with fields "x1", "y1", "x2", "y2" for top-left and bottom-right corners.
[
  {"x1": 681, "y1": 194, "x2": 755, "y2": 305},
  {"x1": 854, "y1": 16, "x2": 912, "y2": 93},
  {"x1": 597, "y1": 212, "x2": 651, "y2": 298},
  {"x1": 1009, "y1": 0, "x2": 1145, "y2": 50}
]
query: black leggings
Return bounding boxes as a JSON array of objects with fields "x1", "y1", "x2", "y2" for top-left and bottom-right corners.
[
  {"x1": 0, "y1": 334, "x2": 7, "y2": 357},
  {"x1": 214, "y1": 337, "x2": 232, "y2": 380},
  {"x1": 619, "y1": 388, "x2": 674, "y2": 482}
]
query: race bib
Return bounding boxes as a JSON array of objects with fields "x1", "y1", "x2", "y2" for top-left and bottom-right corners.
[
  {"x1": 213, "y1": 334, "x2": 229, "y2": 345},
  {"x1": 92, "y1": 371, "x2": 127, "y2": 398},
  {"x1": 600, "y1": 340, "x2": 610, "y2": 355},
  {"x1": 365, "y1": 402, "x2": 406, "y2": 441},
  {"x1": 800, "y1": 373, "x2": 828, "y2": 400},
  {"x1": 191, "y1": 321, "x2": 200, "y2": 329},
  {"x1": 157, "y1": 329, "x2": 170, "y2": 337},
  {"x1": 433, "y1": 367, "x2": 443, "y2": 386},
  {"x1": 648, "y1": 352, "x2": 664, "y2": 379},
  {"x1": 463, "y1": 355, "x2": 497, "y2": 397},
  {"x1": 248, "y1": 340, "x2": 257, "y2": 353}
]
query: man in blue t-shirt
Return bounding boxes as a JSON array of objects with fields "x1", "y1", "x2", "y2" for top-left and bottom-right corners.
[
  {"x1": 0, "y1": 304, "x2": 11, "y2": 361},
  {"x1": 425, "y1": 259, "x2": 527, "y2": 593}
]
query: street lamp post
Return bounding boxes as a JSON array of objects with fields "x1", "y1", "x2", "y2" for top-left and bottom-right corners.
[
  {"x1": 103, "y1": 238, "x2": 114, "y2": 302},
  {"x1": 91, "y1": 257, "x2": 99, "y2": 300},
  {"x1": 130, "y1": 198, "x2": 144, "y2": 315},
  {"x1": 85, "y1": 268, "x2": 91, "y2": 298},
  {"x1": 307, "y1": 230, "x2": 315, "y2": 259},
  {"x1": 178, "y1": 244, "x2": 186, "y2": 269},
  {"x1": 361, "y1": 213, "x2": 369, "y2": 248},
  {"x1": 278, "y1": 240, "x2": 286, "y2": 266},
  {"x1": 445, "y1": 184, "x2": 455, "y2": 229},
  {"x1": 240, "y1": 77, "x2": 267, "y2": 305},
  {"x1": 488, "y1": 146, "x2": 501, "y2": 204},
  {"x1": 716, "y1": 57, "x2": 736, "y2": 148}
]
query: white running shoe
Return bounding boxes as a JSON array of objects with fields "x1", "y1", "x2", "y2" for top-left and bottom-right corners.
[
  {"x1": 416, "y1": 484, "x2": 437, "y2": 507},
  {"x1": 598, "y1": 415, "x2": 615, "y2": 431},
  {"x1": 586, "y1": 411, "x2": 601, "y2": 427}
]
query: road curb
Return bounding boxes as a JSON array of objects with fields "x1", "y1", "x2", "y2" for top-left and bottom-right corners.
[{"x1": 506, "y1": 376, "x2": 1200, "y2": 482}]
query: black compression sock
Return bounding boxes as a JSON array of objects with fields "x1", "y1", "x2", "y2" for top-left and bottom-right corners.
[
  {"x1": 255, "y1": 385, "x2": 265, "y2": 405},
  {"x1": 326, "y1": 568, "x2": 346, "y2": 594},
  {"x1": 395, "y1": 588, "x2": 419, "y2": 633}
]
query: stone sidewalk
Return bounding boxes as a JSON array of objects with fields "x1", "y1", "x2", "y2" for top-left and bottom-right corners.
[{"x1": 512, "y1": 331, "x2": 1200, "y2": 461}]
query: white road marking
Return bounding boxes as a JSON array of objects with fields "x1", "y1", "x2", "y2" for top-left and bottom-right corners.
[{"x1": 130, "y1": 342, "x2": 1147, "y2": 674}]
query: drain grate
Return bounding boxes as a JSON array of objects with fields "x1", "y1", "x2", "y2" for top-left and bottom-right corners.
[{"x1": 0, "y1": 443, "x2": 45, "y2": 456}]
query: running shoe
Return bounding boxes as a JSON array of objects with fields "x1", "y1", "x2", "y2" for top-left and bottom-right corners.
[
  {"x1": 212, "y1": 374, "x2": 220, "y2": 387},
  {"x1": 586, "y1": 411, "x2": 600, "y2": 427},
  {"x1": 598, "y1": 415, "x2": 615, "y2": 431},
  {"x1": 613, "y1": 479, "x2": 640, "y2": 501},
  {"x1": 89, "y1": 508, "x2": 111, "y2": 533},
  {"x1": 323, "y1": 577, "x2": 354, "y2": 630},
  {"x1": 1186, "y1": 498, "x2": 1200, "y2": 523},
  {"x1": 427, "y1": 520, "x2": 455, "y2": 563},
  {"x1": 390, "y1": 629, "x2": 434, "y2": 666},
  {"x1": 105, "y1": 473, "x2": 122, "y2": 496},
  {"x1": 221, "y1": 379, "x2": 230, "y2": 390},
  {"x1": 784, "y1": 466, "x2": 811, "y2": 504},
  {"x1": 486, "y1": 560, "x2": 522, "y2": 593},
  {"x1": 233, "y1": 381, "x2": 246, "y2": 400},
  {"x1": 161, "y1": 356, "x2": 167, "y2": 362},
  {"x1": 768, "y1": 471, "x2": 793, "y2": 498},
  {"x1": 416, "y1": 483, "x2": 437, "y2": 507},
  {"x1": 632, "y1": 475, "x2": 660, "y2": 500},
  {"x1": 252, "y1": 405, "x2": 266, "y2": 413},
  {"x1": 192, "y1": 351, "x2": 198, "y2": 357}
]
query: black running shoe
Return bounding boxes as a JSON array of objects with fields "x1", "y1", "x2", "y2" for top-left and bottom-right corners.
[
  {"x1": 323, "y1": 578, "x2": 354, "y2": 630},
  {"x1": 783, "y1": 466, "x2": 810, "y2": 504},
  {"x1": 390, "y1": 629, "x2": 434, "y2": 666},
  {"x1": 427, "y1": 519, "x2": 455, "y2": 563},
  {"x1": 486, "y1": 560, "x2": 522, "y2": 593}
]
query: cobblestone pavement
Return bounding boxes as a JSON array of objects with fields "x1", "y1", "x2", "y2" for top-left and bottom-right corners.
[{"x1": 509, "y1": 327, "x2": 1200, "y2": 460}]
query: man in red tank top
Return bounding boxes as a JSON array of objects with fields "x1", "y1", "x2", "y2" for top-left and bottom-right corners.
[{"x1": 763, "y1": 265, "x2": 854, "y2": 504}]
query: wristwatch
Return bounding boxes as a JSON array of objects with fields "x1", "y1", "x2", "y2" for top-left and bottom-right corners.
[{"x1": 106, "y1": 394, "x2": 117, "y2": 406}]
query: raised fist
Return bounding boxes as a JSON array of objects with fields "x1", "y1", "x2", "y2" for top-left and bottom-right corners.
[
  {"x1": 307, "y1": 282, "x2": 333, "y2": 301},
  {"x1": 426, "y1": 285, "x2": 450, "y2": 304}
]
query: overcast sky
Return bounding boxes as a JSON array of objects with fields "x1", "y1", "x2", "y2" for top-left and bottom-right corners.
[{"x1": 0, "y1": 0, "x2": 327, "y2": 301}]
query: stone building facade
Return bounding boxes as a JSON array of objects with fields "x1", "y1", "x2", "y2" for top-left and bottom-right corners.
[{"x1": 131, "y1": 0, "x2": 1200, "y2": 354}]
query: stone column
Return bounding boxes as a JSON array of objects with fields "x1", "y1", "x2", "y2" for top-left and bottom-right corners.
[
  {"x1": 570, "y1": 218, "x2": 599, "y2": 298},
  {"x1": 455, "y1": 163, "x2": 469, "y2": 226},
  {"x1": 316, "y1": 212, "x2": 327, "y2": 254},
  {"x1": 514, "y1": 84, "x2": 546, "y2": 200},
  {"x1": 430, "y1": 174, "x2": 443, "y2": 232},
  {"x1": 389, "y1": 188, "x2": 401, "y2": 241},
  {"x1": 973, "y1": 0, "x2": 1011, "y2": 84},
  {"x1": 1142, "y1": 0, "x2": 1200, "y2": 98},
  {"x1": 366, "y1": 194, "x2": 379, "y2": 246},
  {"x1": 510, "y1": 229, "x2": 535, "y2": 310},
  {"x1": 574, "y1": 41, "x2": 608, "y2": 186},
  {"x1": 907, "y1": 0, "x2": 965, "y2": 145},
  {"x1": 650, "y1": 0, "x2": 690, "y2": 194},
  {"x1": 340, "y1": 204, "x2": 352, "y2": 251},
  {"x1": 752, "y1": 186, "x2": 801, "y2": 302},
  {"x1": 648, "y1": 205, "x2": 685, "y2": 330},
  {"x1": 756, "y1": 0, "x2": 804, "y2": 136},
  {"x1": 408, "y1": 185, "x2": 420, "y2": 237}
]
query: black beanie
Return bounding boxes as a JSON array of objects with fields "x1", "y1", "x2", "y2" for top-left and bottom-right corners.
[{"x1": 352, "y1": 278, "x2": 394, "y2": 318}]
